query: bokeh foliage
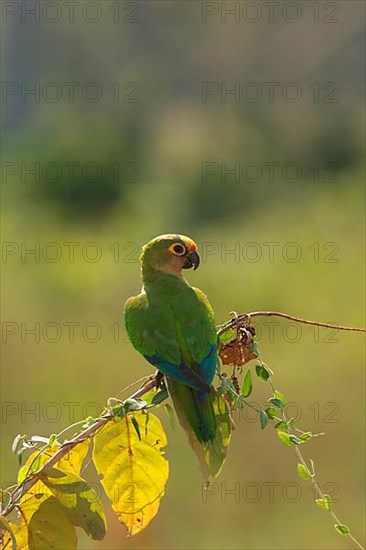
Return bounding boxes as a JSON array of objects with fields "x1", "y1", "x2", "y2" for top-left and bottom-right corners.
[{"x1": 1, "y1": 1, "x2": 365, "y2": 548}]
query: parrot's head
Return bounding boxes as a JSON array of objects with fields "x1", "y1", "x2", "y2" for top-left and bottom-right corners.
[{"x1": 140, "y1": 234, "x2": 200, "y2": 278}]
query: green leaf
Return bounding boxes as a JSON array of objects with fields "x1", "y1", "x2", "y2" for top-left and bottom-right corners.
[
  {"x1": 123, "y1": 398, "x2": 147, "y2": 411},
  {"x1": 298, "y1": 431, "x2": 312, "y2": 443},
  {"x1": 143, "y1": 387, "x2": 168, "y2": 408},
  {"x1": 277, "y1": 431, "x2": 295, "y2": 447},
  {"x1": 315, "y1": 494, "x2": 332, "y2": 511},
  {"x1": 334, "y1": 523, "x2": 350, "y2": 535},
  {"x1": 139, "y1": 390, "x2": 155, "y2": 406},
  {"x1": 226, "y1": 384, "x2": 236, "y2": 403},
  {"x1": 255, "y1": 364, "x2": 270, "y2": 382},
  {"x1": 241, "y1": 369, "x2": 252, "y2": 397},
  {"x1": 297, "y1": 463, "x2": 310, "y2": 480},
  {"x1": 274, "y1": 420, "x2": 288, "y2": 430},
  {"x1": 274, "y1": 390, "x2": 286, "y2": 405},
  {"x1": 259, "y1": 410, "x2": 269, "y2": 429},
  {"x1": 109, "y1": 401, "x2": 126, "y2": 418},
  {"x1": 151, "y1": 388, "x2": 169, "y2": 406},
  {"x1": 131, "y1": 415, "x2": 142, "y2": 441},
  {"x1": 49, "y1": 434, "x2": 58, "y2": 447},
  {"x1": 40, "y1": 467, "x2": 106, "y2": 541},
  {"x1": 28, "y1": 497, "x2": 77, "y2": 550},
  {"x1": 18, "y1": 446, "x2": 54, "y2": 482},
  {"x1": 268, "y1": 397, "x2": 283, "y2": 409},
  {"x1": 218, "y1": 328, "x2": 236, "y2": 344},
  {"x1": 265, "y1": 407, "x2": 277, "y2": 420}
]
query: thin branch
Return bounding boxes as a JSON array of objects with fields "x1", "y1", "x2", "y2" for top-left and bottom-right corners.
[
  {"x1": 1, "y1": 376, "x2": 157, "y2": 520},
  {"x1": 218, "y1": 311, "x2": 366, "y2": 335},
  {"x1": 1, "y1": 310, "x2": 365, "y2": 532}
]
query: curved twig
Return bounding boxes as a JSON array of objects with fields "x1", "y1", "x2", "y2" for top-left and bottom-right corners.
[
  {"x1": 1, "y1": 310, "x2": 365, "y2": 529},
  {"x1": 1, "y1": 376, "x2": 157, "y2": 520},
  {"x1": 218, "y1": 311, "x2": 366, "y2": 335}
]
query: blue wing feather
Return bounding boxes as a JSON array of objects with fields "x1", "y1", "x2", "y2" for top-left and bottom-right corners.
[
  {"x1": 144, "y1": 353, "x2": 212, "y2": 393},
  {"x1": 199, "y1": 344, "x2": 217, "y2": 385},
  {"x1": 125, "y1": 282, "x2": 218, "y2": 392}
]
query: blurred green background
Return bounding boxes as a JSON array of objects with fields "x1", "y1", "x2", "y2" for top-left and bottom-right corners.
[{"x1": 1, "y1": 1, "x2": 365, "y2": 549}]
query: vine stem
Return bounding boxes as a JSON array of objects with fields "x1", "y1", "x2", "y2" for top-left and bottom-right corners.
[
  {"x1": 1, "y1": 310, "x2": 365, "y2": 540},
  {"x1": 264, "y1": 365, "x2": 365, "y2": 550},
  {"x1": 0, "y1": 376, "x2": 157, "y2": 521},
  {"x1": 218, "y1": 311, "x2": 366, "y2": 335},
  {"x1": 294, "y1": 446, "x2": 364, "y2": 550}
]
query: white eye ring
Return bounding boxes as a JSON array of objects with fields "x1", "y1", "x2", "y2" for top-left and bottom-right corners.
[{"x1": 171, "y1": 243, "x2": 186, "y2": 256}]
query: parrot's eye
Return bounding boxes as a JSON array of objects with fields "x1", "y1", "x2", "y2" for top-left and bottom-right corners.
[{"x1": 169, "y1": 243, "x2": 186, "y2": 256}]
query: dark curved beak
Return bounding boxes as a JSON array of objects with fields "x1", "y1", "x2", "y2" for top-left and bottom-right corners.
[{"x1": 183, "y1": 250, "x2": 200, "y2": 270}]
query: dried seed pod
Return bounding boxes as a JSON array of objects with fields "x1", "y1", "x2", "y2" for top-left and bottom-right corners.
[
  {"x1": 218, "y1": 320, "x2": 257, "y2": 366},
  {"x1": 219, "y1": 338, "x2": 257, "y2": 366}
]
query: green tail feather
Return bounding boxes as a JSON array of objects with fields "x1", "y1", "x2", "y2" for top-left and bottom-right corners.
[{"x1": 166, "y1": 379, "x2": 232, "y2": 482}]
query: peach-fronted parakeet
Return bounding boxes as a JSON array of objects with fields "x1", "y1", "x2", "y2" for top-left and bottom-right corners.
[{"x1": 124, "y1": 234, "x2": 231, "y2": 481}]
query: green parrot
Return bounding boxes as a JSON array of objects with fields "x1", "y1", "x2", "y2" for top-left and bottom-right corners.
[{"x1": 124, "y1": 234, "x2": 231, "y2": 482}]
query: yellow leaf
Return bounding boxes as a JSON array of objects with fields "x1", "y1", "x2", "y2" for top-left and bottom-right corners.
[
  {"x1": 93, "y1": 412, "x2": 169, "y2": 536},
  {"x1": 39, "y1": 468, "x2": 106, "y2": 540},
  {"x1": 18, "y1": 440, "x2": 90, "y2": 484},
  {"x1": 12, "y1": 440, "x2": 92, "y2": 546},
  {"x1": 16, "y1": 483, "x2": 55, "y2": 547},
  {"x1": 17, "y1": 477, "x2": 53, "y2": 527},
  {"x1": 2, "y1": 497, "x2": 77, "y2": 549},
  {"x1": 1, "y1": 515, "x2": 28, "y2": 550},
  {"x1": 28, "y1": 497, "x2": 77, "y2": 550},
  {"x1": 57, "y1": 439, "x2": 90, "y2": 475}
]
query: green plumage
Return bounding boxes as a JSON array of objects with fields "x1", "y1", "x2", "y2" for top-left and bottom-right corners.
[
  {"x1": 125, "y1": 275, "x2": 216, "y2": 381},
  {"x1": 124, "y1": 235, "x2": 231, "y2": 480}
]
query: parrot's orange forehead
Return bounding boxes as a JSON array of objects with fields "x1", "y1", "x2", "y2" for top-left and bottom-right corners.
[
  {"x1": 180, "y1": 236, "x2": 197, "y2": 252},
  {"x1": 156, "y1": 233, "x2": 197, "y2": 252}
]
